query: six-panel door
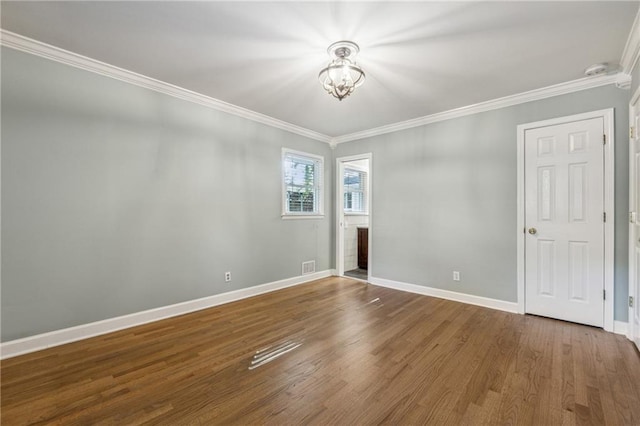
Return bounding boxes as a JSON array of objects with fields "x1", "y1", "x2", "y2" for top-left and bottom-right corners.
[{"x1": 525, "y1": 117, "x2": 605, "y2": 327}]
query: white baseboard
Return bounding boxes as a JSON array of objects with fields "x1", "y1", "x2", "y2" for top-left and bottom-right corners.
[
  {"x1": 613, "y1": 320, "x2": 629, "y2": 336},
  {"x1": 368, "y1": 276, "x2": 519, "y2": 314},
  {"x1": 369, "y1": 277, "x2": 633, "y2": 336},
  {"x1": 0, "y1": 270, "x2": 333, "y2": 360}
]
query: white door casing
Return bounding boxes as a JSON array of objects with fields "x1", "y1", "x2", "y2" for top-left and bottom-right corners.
[
  {"x1": 336, "y1": 160, "x2": 346, "y2": 276},
  {"x1": 517, "y1": 109, "x2": 615, "y2": 331},
  {"x1": 630, "y1": 91, "x2": 640, "y2": 350}
]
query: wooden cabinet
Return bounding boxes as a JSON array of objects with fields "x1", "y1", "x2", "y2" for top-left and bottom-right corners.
[{"x1": 357, "y1": 227, "x2": 368, "y2": 270}]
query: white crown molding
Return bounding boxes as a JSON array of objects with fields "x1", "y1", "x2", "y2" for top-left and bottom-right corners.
[
  {"x1": 0, "y1": 29, "x2": 632, "y2": 147},
  {"x1": 334, "y1": 73, "x2": 630, "y2": 144},
  {"x1": 615, "y1": 77, "x2": 631, "y2": 91},
  {"x1": 621, "y1": 7, "x2": 640, "y2": 73},
  {"x1": 0, "y1": 269, "x2": 334, "y2": 359},
  {"x1": 0, "y1": 29, "x2": 332, "y2": 144},
  {"x1": 369, "y1": 276, "x2": 519, "y2": 314}
]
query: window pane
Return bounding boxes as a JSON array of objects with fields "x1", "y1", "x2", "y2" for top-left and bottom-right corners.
[
  {"x1": 344, "y1": 169, "x2": 362, "y2": 191},
  {"x1": 344, "y1": 192, "x2": 353, "y2": 209},
  {"x1": 283, "y1": 150, "x2": 323, "y2": 215},
  {"x1": 343, "y1": 168, "x2": 367, "y2": 213}
]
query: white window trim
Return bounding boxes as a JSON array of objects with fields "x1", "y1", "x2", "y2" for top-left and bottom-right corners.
[{"x1": 281, "y1": 148, "x2": 325, "y2": 219}]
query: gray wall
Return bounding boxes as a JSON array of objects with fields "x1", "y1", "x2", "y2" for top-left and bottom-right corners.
[
  {"x1": 1, "y1": 44, "x2": 634, "y2": 342},
  {"x1": 1, "y1": 48, "x2": 333, "y2": 341},
  {"x1": 334, "y1": 85, "x2": 630, "y2": 321}
]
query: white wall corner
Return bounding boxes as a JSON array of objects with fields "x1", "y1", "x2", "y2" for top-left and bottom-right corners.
[
  {"x1": 368, "y1": 276, "x2": 519, "y2": 314},
  {"x1": 0, "y1": 270, "x2": 333, "y2": 360},
  {"x1": 620, "y1": 8, "x2": 640, "y2": 74}
]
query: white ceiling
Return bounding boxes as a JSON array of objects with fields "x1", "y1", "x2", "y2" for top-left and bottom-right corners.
[{"x1": 1, "y1": 1, "x2": 638, "y2": 137}]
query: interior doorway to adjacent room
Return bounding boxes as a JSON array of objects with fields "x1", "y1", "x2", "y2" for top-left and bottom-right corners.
[{"x1": 336, "y1": 154, "x2": 372, "y2": 281}]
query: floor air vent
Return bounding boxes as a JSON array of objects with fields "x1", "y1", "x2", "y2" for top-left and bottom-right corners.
[{"x1": 301, "y1": 260, "x2": 315, "y2": 275}]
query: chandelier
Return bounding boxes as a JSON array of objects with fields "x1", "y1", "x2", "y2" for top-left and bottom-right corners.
[{"x1": 318, "y1": 41, "x2": 365, "y2": 101}]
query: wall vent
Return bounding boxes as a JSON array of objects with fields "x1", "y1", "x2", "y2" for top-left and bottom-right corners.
[{"x1": 301, "y1": 260, "x2": 316, "y2": 275}]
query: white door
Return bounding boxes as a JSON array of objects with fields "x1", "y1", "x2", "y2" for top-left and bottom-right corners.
[
  {"x1": 525, "y1": 117, "x2": 605, "y2": 327},
  {"x1": 630, "y1": 100, "x2": 640, "y2": 350}
]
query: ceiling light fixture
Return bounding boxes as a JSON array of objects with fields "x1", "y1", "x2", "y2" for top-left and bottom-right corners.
[{"x1": 318, "y1": 41, "x2": 365, "y2": 101}]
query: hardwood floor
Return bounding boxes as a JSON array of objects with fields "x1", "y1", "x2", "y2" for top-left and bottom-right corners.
[{"x1": 2, "y1": 277, "x2": 640, "y2": 425}]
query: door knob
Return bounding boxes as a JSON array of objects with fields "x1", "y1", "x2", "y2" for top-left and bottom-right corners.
[{"x1": 528, "y1": 228, "x2": 537, "y2": 235}]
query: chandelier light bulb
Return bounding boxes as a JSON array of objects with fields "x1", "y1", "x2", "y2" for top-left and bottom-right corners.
[{"x1": 318, "y1": 41, "x2": 365, "y2": 101}]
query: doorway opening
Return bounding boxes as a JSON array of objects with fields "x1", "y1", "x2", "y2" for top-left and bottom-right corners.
[{"x1": 336, "y1": 154, "x2": 372, "y2": 281}]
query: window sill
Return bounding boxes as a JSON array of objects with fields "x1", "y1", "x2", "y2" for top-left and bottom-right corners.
[
  {"x1": 344, "y1": 212, "x2": 369, "y2": 216},
  {"x1": 282, "y1": 214, "x2": 325, "y2": 220}
]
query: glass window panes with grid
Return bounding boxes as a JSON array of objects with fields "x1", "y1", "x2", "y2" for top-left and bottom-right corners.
[
  {"x1": 344, "y1": 168, "x2": 367, "y2": 213},
  {"x1": 283, "y1": 150, "x2": 323, "y2": 215}
]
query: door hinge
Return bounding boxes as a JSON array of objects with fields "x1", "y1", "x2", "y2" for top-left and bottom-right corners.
[
  {"x1": 631, "y1": 212, "x2": 637, "y2": 224},
  {"x1": 603, "y1": 289, "x2": 606, "y2": 300},
  {"x1": 631, "y1": 126, "x2": 635, "y2": 139},
  {"x1": 603, "y1": 212, "x2": 606, "y2": 223},
  {"x1": 630, "y1": 296, "x2": 634, "y2": 308},
  {"x1": 603, "y1": 134, "x2": 606, "y2": 145}
]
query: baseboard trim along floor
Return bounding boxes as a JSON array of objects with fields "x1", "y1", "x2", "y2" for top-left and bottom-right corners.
[
  {"x1": 369, "y1": 276, "x2": 520, "y2": 314},
  {"x1": 3, "y1": 271, "x2": 630, "y2": 359},
  {"x1": 0, "y1": 269, "x2": 334, "y2": 359},
  {"x1": 369, "y1": 276, "x2": 631, "y2": 338}
]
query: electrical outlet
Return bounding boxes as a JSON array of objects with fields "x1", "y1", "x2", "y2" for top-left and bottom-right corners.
[
  {"x1": 225, "y1": 272, "x2": 231, "y2": 282},
  {"x1": 453, "y1": 271, "x2": 460, "y2": 281}
]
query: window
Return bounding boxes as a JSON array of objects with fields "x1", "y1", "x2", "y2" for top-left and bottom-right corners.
[
  {"x1": 282, "y1": 149, "x2": 324, "y2": 217},
  {"x1": 343, "y1": 167, "x2": 367, "y2": 214}
]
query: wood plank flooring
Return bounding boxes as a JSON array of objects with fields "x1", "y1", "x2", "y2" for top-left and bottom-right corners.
[{"x1": 2, "y1": 277, "x2": 640, "y2": 425}]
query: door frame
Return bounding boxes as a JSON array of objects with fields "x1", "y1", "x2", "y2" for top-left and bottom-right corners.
[
  {"x1": 336, "y1": 153, "x2": 372, "y2": 279},
  {"x1": 629, "y1": 88, "x2": 640, "y2": 343},
  {"x1": 516, "y1": 109, "x2": 615, "y2": 332}
]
